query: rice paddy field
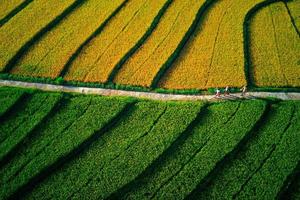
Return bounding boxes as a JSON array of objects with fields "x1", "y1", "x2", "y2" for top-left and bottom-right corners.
[
  {"x1": 0, "y1": 87, "x2": 299, "y2": 199},
  {"x1": 0, "y1": 0, "x2": 298, "y2": 90},
  {"x1": 1, "y1": 0, "x2": 300, "y2": 199}
]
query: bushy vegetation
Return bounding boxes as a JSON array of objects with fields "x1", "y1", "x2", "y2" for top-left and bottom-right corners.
[{"x1": 0, "y1": 88, "x2": 299, "y2": 199}]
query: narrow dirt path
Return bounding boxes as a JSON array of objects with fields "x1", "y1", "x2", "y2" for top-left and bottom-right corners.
[{"x1": 1, "y1": 79, "x2": 300, "y2": 101}]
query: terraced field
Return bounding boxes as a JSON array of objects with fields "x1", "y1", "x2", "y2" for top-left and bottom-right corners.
[
  {"x1": 0, "y1": 87, "x2": 299, "y2": 199},
  {"x1": 0, "y1": 0, "x2": 298, "y2": 91}
]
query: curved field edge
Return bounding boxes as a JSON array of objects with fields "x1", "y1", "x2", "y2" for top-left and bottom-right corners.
[{"x1": 0, "y1": 88, "x2": 299, "y2": 199}]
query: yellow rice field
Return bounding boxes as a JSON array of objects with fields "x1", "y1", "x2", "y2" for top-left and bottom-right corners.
[
  {"x1": 11, "y1": 0, "x2": 126, "y2": 79},
  {"x1": 250, "y1": 2, "x2": 300, "y2": 87},
  {"x1": 114, "y1": 0, "x2": 206, "y2": 87},
  {"x1": 65, "y1": 0, "x2": 168, "y2": 83},
  {"x1": 64, "y1": 0, "x2": 148, "y2": 82},
  {"x1": 0, "y1": 0, "x2": 76, "y2": 71},
  {"x1": 0, "y1": 0, "x2": 25, "y2": 20}
]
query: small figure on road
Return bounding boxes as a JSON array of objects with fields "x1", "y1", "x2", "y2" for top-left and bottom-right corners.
[
  {"x1": 241, "y1": 85, "x2": 247, "y2": 96},
  {"x1": 224, "y1": 86, "x2": 230, "y2": 96},
  {"x1": 215, "y1": 88, "x2": 221, "y2": 97}
]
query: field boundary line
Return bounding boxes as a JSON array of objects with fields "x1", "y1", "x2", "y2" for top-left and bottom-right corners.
[{"x1": 1, "y1": 79, "x2": 300, "y2": 101}]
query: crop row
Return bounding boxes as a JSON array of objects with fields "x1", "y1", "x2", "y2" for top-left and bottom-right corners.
[
  {"x1": 0, "y1": 95, "x2": 131, "y2": 199},
  {"x1": 71, "y1": 102, "x2": 204, "y2": 199},
  {"x1": 0, "y1": 96, "x2": 92, "y2": 185},
  {"x1": 286, "y1": 0, "x2": 300, "y2": 32},
  {"x1": 194, "y1": 101, "x2": 295, "y2": 199},
  {"x1": 0, "y1": 0, "x2": 27, "y2": 22},
  {"x1": 0, "y1": 0, "x2": 77, "y2": 71},
  {"x1": 113, "y1": 0, "x2": 207, "y2": 87},
  {"x1": 250, "y1": 2, "x2": 300, "y2": 87},
  {"x1": 152, "y1": 100, "x2": 266, "y2": 199},
  {"x1": 10, "y1": 0, "x2": 127, "y2": 79},
  {"x1": 0, "y1": 88, "x2": 24, "y2": 118},
  {"x1": 0, "y1": 92, "x2": 62, "y2": 163},
  {"x1": 25, "y1": 101, "x2": 167, "y2": 199},
  {"x1": 64, "y1": 0, "x2": 169, "y2": 83},
  {"x1": 235, "y1": 102, "x2": 300, "y2": 199},
  {"x1": 112, "y1": 101, "x2": 240, "y2": 199}
]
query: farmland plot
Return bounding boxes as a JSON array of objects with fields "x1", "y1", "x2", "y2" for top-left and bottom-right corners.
[
  {"x1": 10, "y1": 0, "x2": 127, "y2": 78},
  {"x1": 286, "y1": 0, "x2": 300, "y2": 32},
  {"x1": 64, "y1": 0, "x2": 168, "y2": 83},
  {"x1": 0, "y1": 0, "x2": 27, "y2": 22},
  {"x1": 160, "y1": 0, "x2": 268, "y2": 89},
  {"x1": 113, "y1": 0, "x2": 206, "y2": 87},
  {"x1": 250, "y1": 2, "x2": 300, "y2": 87},
  {"x1": 25, "y1": 101, "x2": 167, "y2": 200},
  {"x1": 0, "y1": 88, "x2": 24, "y2": 118},
  {"x1": 0, "y1": 0, "x2": 77, "y2": 71},
  {"x1": 0, "y1": 96, "x2": 130, "y2": 199},
  {"x1": 194, "y1": 101, "x2": 295, "y2": 199}
]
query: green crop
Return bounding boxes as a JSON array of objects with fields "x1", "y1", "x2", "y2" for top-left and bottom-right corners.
[
  {"x1": 113, "y1": 101, "x2": 240, "y2": 199},
  {"x1": 71, "y1": 102, "x2": 204, "y2": 199},
  {"x1": 0, "y1": 88, "x2": 24, "y2": 118},
  {"x1": 0, "y1": 96, "x2": 130, "y2": 199},
  {"x1": 152, "y1": 100, "x2": 266, "y2": 200}
]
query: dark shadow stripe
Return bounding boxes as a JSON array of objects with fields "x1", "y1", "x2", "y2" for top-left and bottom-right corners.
[
  {"x1": 2, "y1": 0, "x2": 86, "y2": 73},
  {"x1": 8, "y1": 101, "x2": 135, "y2": 200},
  {"x1": 107, "y1": 0, "x2": 173, "y2": 83},
  {"x1": 59, "y1": 0, "x2": 129, "y2": 77},
  {"x1": 0, "y1": 0, "x2": 33, "y2": 27}
]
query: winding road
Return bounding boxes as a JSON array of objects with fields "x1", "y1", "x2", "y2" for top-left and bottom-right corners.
[{"x1": 1, "y1": 79, "x2": 300, "y2": 101}]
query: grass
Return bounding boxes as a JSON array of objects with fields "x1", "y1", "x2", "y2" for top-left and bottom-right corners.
[{"x1": 250, "y1": 1, "x2": 300, "y2": 87}]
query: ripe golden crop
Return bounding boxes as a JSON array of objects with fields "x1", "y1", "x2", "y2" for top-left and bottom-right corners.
[
  {"x1": 0, "y1": 0, "x2": 75, "y2": 71},
  {"x1": 160, "y1": 0, "x2": 268, "y2": 89},
  {"x1": 64, "y1": 0, "x2": 149, "y2": 82},
  {"x1": 114, "y1": 0, "x2": 206, "y2": 88},
  {"x1": 11, "y1": 0, "x2": 126, "y2": 79},
  {"x1": 286, "y1": 0, "x2": 300, "y2": 31},
  {"x1": 67, "y1": 0, "x2": 168, "y2": 83},
  {"x1": 0, "y1": 0, "x2": 25, "y2": 20},
  {"x1": 251, "y1": 2, "x2": 300, "y2": 87}
]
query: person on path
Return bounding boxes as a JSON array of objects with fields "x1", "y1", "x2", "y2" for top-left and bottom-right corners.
[
  {"x1": 241, "y1": 85, "x2": 247, "y2": 96},
  {"x1": 215, "y1": 88, "x2": 221, "y2": 97},
  {"x1": 224, "y1": 86, "x2": 230, "y2": 96}
]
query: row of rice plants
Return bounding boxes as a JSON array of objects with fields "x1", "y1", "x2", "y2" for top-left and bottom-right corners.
[
  {"x1": 0, "y1": 0, "x2": 77, "y2": 70},
  {"x1": 71, "y1": 102, "x2": 204, "y2": 199},
  {"x1": 0, "y1": 92, "x2": 62, "y2": 162},
  {"x1": 11, "y1": 0, "x2": 127, "y2": 79},
  {"x1": 152, "y1": 100, "x2": 266, "y2": 199},
  {"x1": 0, "y1": 96, "x2": 131, "y2": 199},
  {"x1": 25, "y1": 101, "x2": 167, "y2": 200},
  {"x1": 113, "y1": 0, "x2": 206, "y2": 87},
  {"x1": 113, "y1": 101, "x2": 240, "y2": 199},
  {"x1": 0, "y1": 0, "x2": 26, "y2": 21},
  {"x1": 160, "y1": 0, "x2": 267, "y2": 89},
  {"x1": 236, "y1": 102, "x2": 300, "y2": 199},
  {"x1": 0, "y1": 88, "x2": 24, "y2": 117},
  {"x1": 64, "y1": 0, "x2": 168, "y2": 83},
  {"x1": 286, "y1": 0, "x2": 300, "y2": 31},
  {"x1": 250, "y1": 2, "x2": 300, "y2": 87},
  {"x1": 0, "y1": 96, "x2": 92, "y2": 185},
  {"x1": 63, "y1": 0, "x2": 149, "y2": 81},
  {"x1": 194, "y1": 101, "x2": 295, "y2": 199}
]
